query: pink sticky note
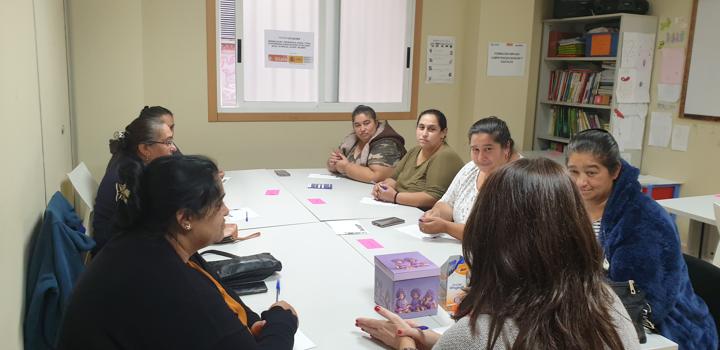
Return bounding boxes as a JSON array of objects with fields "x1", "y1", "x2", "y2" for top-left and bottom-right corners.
[
  {"x1": 358, "y1": 238, "x2": 383, "y2": 249},
  {"x1": 715, "y1": 194, "x2": 720, "y2": 198},
  {"x1": 308, "y1": 198, "x2": 326, "y2": 205},
  {"x1": 265, "y1": 189, "x2": 280, "y2": 195}
]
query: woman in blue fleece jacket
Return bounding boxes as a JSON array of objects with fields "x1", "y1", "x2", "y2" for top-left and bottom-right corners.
[{"x1": 566, "y1": 129, "x2": 717, "y2": 349}]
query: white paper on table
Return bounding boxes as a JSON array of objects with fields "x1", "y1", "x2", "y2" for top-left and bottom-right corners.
[
  {"x1": 293, "y1": 330, "x2": 316, "y2": 350},
  {"x1": 226, "y1": 208, "x2": 260, "y2": 221},
  {"x1": 396, "y1": 224, "x2": 442, "y2": 240},
  {"x1": 658, "y1": 83, "x2": 681, "y2": 103},
  {"x1": 671, "y1": 125, "x2": 690, "y2": 151},
  {"x1": 648, "y1": 112, "x2": 673, "y2": 147},
  {"x1": 433, "y1": 325, "x2": 452, "y2": 334},
  {"x1": 308, "y1": 173, "x2": 340, "y2": 180},
  {"x1": 360, "y1": 197, "x2": 398, "y2": 207},
  {"x1": 326, "y1": 220, "x2": 369, "y2": 235}
]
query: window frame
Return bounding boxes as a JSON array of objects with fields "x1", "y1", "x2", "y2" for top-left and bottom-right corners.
[{"x1": 205, "y1": 0, "x2": 423, "y2": 122}]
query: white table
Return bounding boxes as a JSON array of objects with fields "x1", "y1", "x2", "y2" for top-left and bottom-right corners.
[
  {"x1": 202, "y1": 223, "x2": 443, "y2": 348},
  {"x1": 270, "y1": 168, "x2": 424, "y2": 221},
  {"x1": 334, "y1": 217, "x2": 463, "y2": 268},
  {"x1": 657, "y1": 195, "x2": 719, "y2": 265},
  {"x1": 214, "y1": 168, "x2": 678, "y2": 349},
  {"x1": 222, "y1": 170, "x2": 318, "y2": 230}
]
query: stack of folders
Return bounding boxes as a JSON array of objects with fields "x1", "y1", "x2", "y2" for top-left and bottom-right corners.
[{"x1": 557, "y1": 37, "x2": 585, "y2": 57}]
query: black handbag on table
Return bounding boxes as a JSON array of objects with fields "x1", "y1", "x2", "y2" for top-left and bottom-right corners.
[
  {"x1": 201, "y1": 250, "x2": 282, "y2": 296},
  {"x1": 608, "y1": 279, "x2": 655, "y2": 344}
]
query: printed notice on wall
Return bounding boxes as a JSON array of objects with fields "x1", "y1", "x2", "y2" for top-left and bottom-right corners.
[
  {"x1": 427, "y1": 36, "x2": 456, "y2": 83},
  {"x1": 487, "y1": 42, "x2": 526, "y2": 77},
  {"x1": 264, "y1": 30, "x2": 314, "y2": 69}
]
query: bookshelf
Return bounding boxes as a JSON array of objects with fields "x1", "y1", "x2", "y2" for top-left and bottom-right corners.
[{"x1": 533, "y1": 13, "x2": 657, "y2": 167}]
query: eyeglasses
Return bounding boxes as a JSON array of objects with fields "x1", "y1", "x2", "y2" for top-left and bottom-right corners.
[{"x1": 145, "y1": 139, "x2": 175, "y2": 146}]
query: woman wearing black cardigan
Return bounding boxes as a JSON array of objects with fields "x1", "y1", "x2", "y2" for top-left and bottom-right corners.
[{"x1": 60, "y1": 155, "x2": 298, "y2": 349}]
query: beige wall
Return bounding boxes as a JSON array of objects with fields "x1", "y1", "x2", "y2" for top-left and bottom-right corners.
[
  {"x1": 643, "y1": 0, "x2": 720, "y2": 197},
  {"x1": 1, "y1": 0, "x2": 55, "y2": 349},
  {"x1": 458, "y1": 0, "x2": 545, "y2": 155},
  {"x1": 69, "y1": 0, "x2": 477, "y2": 177}
]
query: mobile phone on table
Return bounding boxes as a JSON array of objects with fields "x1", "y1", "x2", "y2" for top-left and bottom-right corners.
[
  {"x1": 274, "y1": 169, "x2": 290, "y2": 176},
  {"x1": 371, "y1": 217, "x2": 405, "y2": 228},
  {"x1": 230, "y1": 281, "x2": 268, "y2": 296}
]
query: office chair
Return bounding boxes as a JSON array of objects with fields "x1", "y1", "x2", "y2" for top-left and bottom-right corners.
[{"x1": 683, "y1": 253, "x2": 720, "y2": 341}]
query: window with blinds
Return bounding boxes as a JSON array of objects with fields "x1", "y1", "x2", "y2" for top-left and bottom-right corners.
[{"x1": 209, "y1": 0, "x2": 420, "y2": 120}]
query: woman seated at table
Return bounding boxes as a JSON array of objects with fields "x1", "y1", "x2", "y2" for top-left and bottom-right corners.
[
  {"x1": 59, "y1": 155, "x2": 299, "y2": 349},
  {"x1": 419, "y1": 116, "x2": 520, "y2": 240},
  {"x1": 371, "y1": 109, "x2": 463, "y2": 209},
  {"x1": 327, "y1": 105, "x2": 406, "y2": 183},
  {"x1": 357, "y1": 158, "x2": 639, "y2": 349},
  {"x1": 92, "y1": 110, "x2": 177, "y2": 255},
  {"x1": 566, "y1": 129, "x2": 717, "y2": 349}
]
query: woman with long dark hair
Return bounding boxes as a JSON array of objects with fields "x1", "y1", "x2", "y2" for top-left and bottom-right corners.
[{"x1": 357, "y1": 158, "x2": 639, "y2": 349}]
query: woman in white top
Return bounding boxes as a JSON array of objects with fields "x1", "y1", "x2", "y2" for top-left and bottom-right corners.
[
  {"x1": 355, "y1": 158, "x2": 639, "y2": 350},
  {"x1": 419, "y1": 116, "x2": 520, "y2": 240}
]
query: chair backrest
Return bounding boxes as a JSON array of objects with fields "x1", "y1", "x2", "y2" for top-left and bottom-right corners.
[
  {"x1": 683, "y1": 253, "x2": 720, "y2": 340},
  {"x1": 67, "y1": 162, "x2": 98, "y2": 209}
]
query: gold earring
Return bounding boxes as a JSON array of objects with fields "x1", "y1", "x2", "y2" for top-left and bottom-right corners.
[{"x1": 184, "y1": 223, "x2": 191, "y2": 230}]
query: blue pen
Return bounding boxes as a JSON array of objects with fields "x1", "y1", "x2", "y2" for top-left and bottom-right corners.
[
  {"x1": 415, "y1": 326, "x2": 429, "y2": 331},
  {"x1": 275, "y1": 279, "x2": 281, "y2": 302}
]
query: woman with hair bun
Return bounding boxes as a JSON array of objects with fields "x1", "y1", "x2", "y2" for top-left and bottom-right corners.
[
  {"x1": 60, "y1": 155, "x2": 299, "y2": 349},
  {"x1": 92, "y1": 107, "x2": 177, "y2": 255}
]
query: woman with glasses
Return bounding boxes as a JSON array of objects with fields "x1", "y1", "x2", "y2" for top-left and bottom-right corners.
[
  {"x1": 60, "y1": 155, "x2": 298, "y2": 349},
  {"x1": 419, "y1": 116, "x2": 521, "y2": 240},
  {"x1": 357, "y1": 158, "x2": 639, "y2": 349},
  {"x1": 371, "y1": 109, "x2": 463, "y2": 210},
  {"x1": 327, "y1": 105, "x2": 406, "y2": 183},
  {"x1": 566, "y1": 129, "x2": 717, "y2": 349},
  {"x1": 92, "y1": 108, "x2": 177, "y2": 255}
]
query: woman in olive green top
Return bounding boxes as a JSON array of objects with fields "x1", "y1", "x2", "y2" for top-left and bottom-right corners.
[{"x1": 371, "y1": 109, "x2": 464, "y2": 210}]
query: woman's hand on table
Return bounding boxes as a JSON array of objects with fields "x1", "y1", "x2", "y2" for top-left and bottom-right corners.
[
  {"x1": 418, "y1": 212, "x2": 447, "y2": 234},
  {"x1": 356, "y1": 305, "x2": 437, "y2": 350}
]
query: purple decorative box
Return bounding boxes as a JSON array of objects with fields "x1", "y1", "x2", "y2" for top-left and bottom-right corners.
[{"x1": 374, "y1": 252, "x2": 440, "y2": 319}]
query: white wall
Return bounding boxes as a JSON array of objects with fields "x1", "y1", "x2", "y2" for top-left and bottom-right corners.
[
  {"x1": 1, "y1": 0, "x2": 74, "y2": 348},
  {"x1": 1, "y1": 1, "x2": 50, "y2": 349}
]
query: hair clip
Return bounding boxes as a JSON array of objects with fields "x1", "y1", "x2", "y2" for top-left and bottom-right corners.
[
  {"x1": 113, "y1": 130, "x2": 127, "y2": 140},
  {"x1": 115, "y1": 183, "x2": 131, "y2": 204}
]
